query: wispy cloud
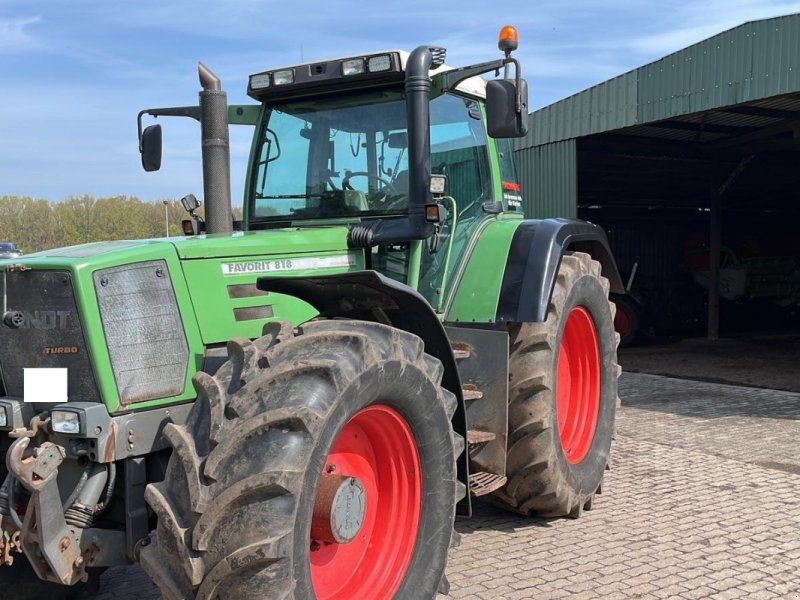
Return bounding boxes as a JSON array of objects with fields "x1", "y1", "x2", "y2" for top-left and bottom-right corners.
[
  {"x1": 0, "y1": 15, "x2": 42, "y2": 52},
  {"x1": 626, "y1": 1, "x2": 800, "y2": 55}
]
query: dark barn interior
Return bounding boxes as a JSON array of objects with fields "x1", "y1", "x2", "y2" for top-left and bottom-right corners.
[{"x1": 578, "y1": 95, "x2": 800, "y2": 341}]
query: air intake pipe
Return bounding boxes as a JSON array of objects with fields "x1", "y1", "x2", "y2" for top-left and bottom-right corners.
[
  {"x1": 348, "y1": 45, "x2": 441, "y2": 247},
  {"x1": 404, "y1": 45, "x2": 436, "y2": 221},
  {"x1": 198, "y1": 62, "x2": 233, "y2": 235}
]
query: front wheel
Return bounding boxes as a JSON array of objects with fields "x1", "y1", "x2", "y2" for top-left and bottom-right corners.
[
  {"x1": 490, "y1": 252, "x2": 620, "y2": 517},
  {"x1": 140, "y1": 320, "x2": 463, "y2": 599}
]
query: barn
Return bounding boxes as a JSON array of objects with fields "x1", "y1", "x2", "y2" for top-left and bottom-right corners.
[{"x1": 514, "y1": 14, "x2": 800, "y2": 356}]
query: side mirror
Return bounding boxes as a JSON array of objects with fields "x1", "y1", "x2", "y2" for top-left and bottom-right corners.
[
  {"x1": 486, "y1": 79, "x2": 529, "y2": 138},
  {"x1": 141, "y1": 124, "x2": 163, "y2": 172}
]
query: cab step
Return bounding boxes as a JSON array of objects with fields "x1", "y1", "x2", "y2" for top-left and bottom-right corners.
[
  {"x1": 461, "y1": 385, "x2": 483, "y2": 401},
  {"x1": 451, "y1": 342, "x2": 471, "y2": 360},
  {"x1": 468, "y1": 471, "x2": 507, "y2": 496}
]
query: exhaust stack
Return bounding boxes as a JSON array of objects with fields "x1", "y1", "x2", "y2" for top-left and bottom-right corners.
[{"x1": 198, "y1": 62, "x2": 233, "y2": 234}]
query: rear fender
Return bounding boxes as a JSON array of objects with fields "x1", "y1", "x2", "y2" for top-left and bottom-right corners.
[
  {"x1": 496, "y1": 218, "x2": 624, "y2": 323},
  {"x1": 257, "y1": 271, "x2": 472, "y2": 515}
]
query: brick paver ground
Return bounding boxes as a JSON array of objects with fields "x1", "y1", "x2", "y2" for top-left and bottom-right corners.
[{"x1": 87, "y1": 373, "x2": 800, "y2": 599}]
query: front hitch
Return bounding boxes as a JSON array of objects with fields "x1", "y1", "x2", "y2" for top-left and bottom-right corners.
[
  {"x1": 0, "y1": 477, "x2": 22, "y2": 566},
  {"x1": 5, "y1": 435, "x2": 88, "y2": 584}
]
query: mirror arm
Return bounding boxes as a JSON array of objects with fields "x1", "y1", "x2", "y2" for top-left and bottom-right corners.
[
  {"x1": 442, "y1": 59, "x2": 505, "y2": 91},
  {"x1": 504, "y1": 57, "x2": 523, "y2": 114},
  {"x1": 443, "y1": 56, "x2": 523, "y2": 114},
  {"x1": 137, "y1": 106, "x2": 201, "y2": 151}
]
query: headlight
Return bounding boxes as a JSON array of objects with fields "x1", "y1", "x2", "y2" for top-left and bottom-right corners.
[
  {"x1": 249, "y1": 72, "x2": 271, "y2": 90},
  {"x1": 0, "y1": 399, "x2": 32, "y2": 431},
  {"x1": 342, "y1": 58, "x2": 365, "y2": 76},
  {"x1": 367, "y1": 54, "x2": 392, "y2": 73},
  {"x1": 273, "y1": 69, "x2": 294, "y2": 85},
  {"x1": 52, "y1": 409, "x2": 82, "y2": 435}
]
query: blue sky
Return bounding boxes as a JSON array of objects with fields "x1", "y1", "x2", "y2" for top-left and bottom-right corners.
[{"x1": 3, "y1": 0, "x2": 800, "y2": 205}]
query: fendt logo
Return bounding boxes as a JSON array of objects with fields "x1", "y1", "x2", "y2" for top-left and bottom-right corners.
[
  {"x1": 20, "y1": 310, "x2": 71, "y2": 330},
  {"x1": 44, "y1": 346, "x2": 79, "y2": 355}
]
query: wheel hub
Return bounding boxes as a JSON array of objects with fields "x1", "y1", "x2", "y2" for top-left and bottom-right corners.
[
  {"x1": 311, "y1": 473, "x2": 367, "y2": 544},
  {"x1": 310, "y1": 405, "x2": 422, "y2": 599}
]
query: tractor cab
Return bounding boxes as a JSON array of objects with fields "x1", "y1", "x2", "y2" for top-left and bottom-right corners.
[
  {"x1": 244, "y1": 51, "x2": 492, "y2": 226},
  {"x1": 139, "y1": 30, "x2": 528, "y2": 307}
]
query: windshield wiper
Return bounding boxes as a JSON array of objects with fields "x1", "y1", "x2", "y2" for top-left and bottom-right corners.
[{"x1": 255, "y1": 193, "x2": 324, "y2": 199}]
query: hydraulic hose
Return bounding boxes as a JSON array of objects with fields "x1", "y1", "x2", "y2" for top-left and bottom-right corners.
[
  {"x1": 96, "y1": 462, "x2": 116, "y2": 514},
  {"x1": 62, "y1": 463, "x2": 92, "y2": 510},
  {"x1": 64, "y1": 463, "x2": 109, "y2": 529},
  {"x1": 5, "y1": 475, "x2": 23, "y2": 530}
]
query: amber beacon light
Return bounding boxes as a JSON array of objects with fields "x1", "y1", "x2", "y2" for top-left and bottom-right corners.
[{"x1": 498, "y1": 25, "x2": 519, "y2": 53}]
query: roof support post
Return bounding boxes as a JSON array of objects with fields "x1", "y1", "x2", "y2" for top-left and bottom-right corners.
[
  {"x1": 707, "y1": 187, "x2": 721, "y2": 340},
  {"x1": 707, "y1": 155, "x2": 753, "y2": 340}
]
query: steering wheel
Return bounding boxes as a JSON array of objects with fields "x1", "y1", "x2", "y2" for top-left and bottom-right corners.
[
  {"x1": 341, "y1": 171, "x2": 392, "y2": 191},
  {"x1": 341, "y1": 171, "x2": 399, "y2": 208}
]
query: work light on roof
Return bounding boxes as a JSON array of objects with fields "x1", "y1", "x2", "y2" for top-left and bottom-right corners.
[
  {"x1": 250, "y1": 72, "x2": 271, "y2": 90},
  {"x1": 342, "y1": 58, "x2": 366, "y2": 76},
  {"x1": 273, "y1": 69, "x2": 295, "y2": 85},
  {"x1": 367, "y1": 55, "x2": 392, "y2": 73}
]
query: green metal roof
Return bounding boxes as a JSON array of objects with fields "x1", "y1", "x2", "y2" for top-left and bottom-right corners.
[{"x1": 516, "y1": 13, "x2": 800, "y2": 150}]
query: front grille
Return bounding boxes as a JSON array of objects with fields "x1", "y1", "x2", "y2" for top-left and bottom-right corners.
[
  {"x1": 94, "y1": 261, "x2": 188, "y2": 405},
  {"x1": 0, "y1": 270, "x2": 100, "y2": 402}
]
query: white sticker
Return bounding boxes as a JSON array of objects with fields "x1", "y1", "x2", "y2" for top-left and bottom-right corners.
[
  {"x1": 221, "y1": 254, "x2": 355, "y2": 276},
  {"x1": 24, "y1": 368, "x2": 68, "y2": 403}
]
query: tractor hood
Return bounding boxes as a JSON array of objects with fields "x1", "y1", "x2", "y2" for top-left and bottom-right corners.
[
  {"x1": 0, "y1": 226, "x2": 362, "y2": 413},
  {"x1": 4, "y1": 225, "x2": 360, "y2": 347},
  {"x1": 168, "y1": 226, "x2": 351, "y2": 259},
  {"x1": 11, "y1": 226, "x2": 351, "y2": 265}
]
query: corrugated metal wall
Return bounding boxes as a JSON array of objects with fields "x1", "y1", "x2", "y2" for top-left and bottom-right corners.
[
  {"x1": 516, "y1": 14, "x2": 800, "y2": 151},
  {"x1": 515, "y1": 140, "x2": 576, "y2": 219},
  {"x1": 515, "y1": 72, "x2": 638, "y2": 148},
  {"x1": 511, "y1": 14, "x2": 800, "y2": 220},
  {"x1": 639, "y1": 15, "x2": 800, "y2": 122}
]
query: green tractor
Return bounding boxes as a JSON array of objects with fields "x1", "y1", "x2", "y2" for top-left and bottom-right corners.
[{"x1": 0, "y1": 28, "x2": 622, "y2": 599}]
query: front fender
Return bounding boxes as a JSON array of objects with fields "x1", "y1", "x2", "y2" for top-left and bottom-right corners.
[{"x1": 496, "y1": 218, "x2": 624, "y2": 323}]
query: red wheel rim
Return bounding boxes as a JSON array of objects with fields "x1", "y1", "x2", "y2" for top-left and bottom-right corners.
[
  {"x1": 310, "y1": 405, "x2": 421, "y2": 599},
  {"x1": 557, "y1": 307, "x2": 601, "y2": 464},
  {"x1": 614, "y1": 305, "x2": 631, "y2": 339}
]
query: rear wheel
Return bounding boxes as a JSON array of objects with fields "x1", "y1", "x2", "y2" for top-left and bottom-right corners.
[
  {"x1": 140, "y1": 320, "x2": 463, "y2": 599},
  {"x1": 490, "y1": 252, "x2": 620, "y2": 517}
]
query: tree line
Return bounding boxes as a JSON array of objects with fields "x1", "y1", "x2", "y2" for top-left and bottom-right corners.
[{"x1": 0, "y1": 195, "x2": 243, "y2": 254}]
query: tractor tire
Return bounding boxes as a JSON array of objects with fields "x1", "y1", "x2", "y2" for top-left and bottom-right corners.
[
  {"x1": 490, "y1": 252, "x2": 620, "y2": 518},
  {"x1": 140, "y1": 319, "x2": 463, "y2": 600}
]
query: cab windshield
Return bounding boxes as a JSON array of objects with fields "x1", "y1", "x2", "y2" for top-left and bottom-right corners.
[{"x1": 249, "y1": 90, "x2": 490, "y2": 223}]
